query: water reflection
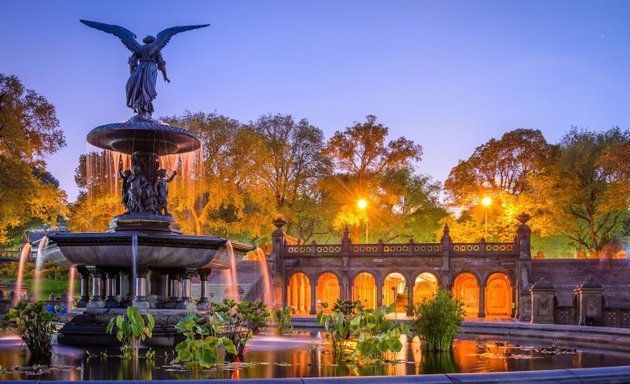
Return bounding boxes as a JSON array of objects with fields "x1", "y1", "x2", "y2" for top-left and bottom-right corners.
[{"x1": 2, "y1": 333, "x2": 630, "y2": 380}]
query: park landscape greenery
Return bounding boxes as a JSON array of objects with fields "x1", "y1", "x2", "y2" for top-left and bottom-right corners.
[{"x1": 1, "y1": 72, "x2": 629, "y2": 259}]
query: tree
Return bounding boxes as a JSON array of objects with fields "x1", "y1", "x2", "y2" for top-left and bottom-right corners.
[
  {"x1": 164, "y1": 112, "x2": 275, "y2": 242},
  {"x1": 540, "y1": 127, "x2": 630, "y2": 254},
  {"x1": 322, "y1": 115, "x2": 427, "y2": 242},
  {"x1": 0, "y1": 74, "x2": 66, "y2": 246},
  {"x1": 443, "y1": 129, "x2": 558, "y2": 241},
  {"x1": 249, "y1": 113, "x2": 331, "y2": 235},
  {"x1": 67, "y1": 151, "x2": 122, "y2": 232}
]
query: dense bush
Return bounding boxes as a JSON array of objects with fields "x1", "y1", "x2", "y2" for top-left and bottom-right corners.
[
  {"x1": 408, "y1": 290, "x2": 464, "y2": 351},
  {"x1": 272, "y1": 306, "x2": 293, "y2": 335}
]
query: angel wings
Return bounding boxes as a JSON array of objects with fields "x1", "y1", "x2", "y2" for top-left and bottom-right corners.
[{"x1": 80, "y1": 20, "x2": 209, "y2": 117}]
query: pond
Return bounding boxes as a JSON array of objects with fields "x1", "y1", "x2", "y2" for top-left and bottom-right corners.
[{"x1": 1, "y1": 332, "x2": 630, "y2": 380}]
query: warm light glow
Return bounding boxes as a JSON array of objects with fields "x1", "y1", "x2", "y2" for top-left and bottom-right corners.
[
  {"x1": 481, "y1": 196, "x2": 492, "y2": 206},
  {"x1": 357, "y1": 198, "x2": 367, "y2": 210}
]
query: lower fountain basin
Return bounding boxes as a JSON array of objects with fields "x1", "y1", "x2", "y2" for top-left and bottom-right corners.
[{"x1": 45, "y1": 232, "x2": 252, "y2": 270}]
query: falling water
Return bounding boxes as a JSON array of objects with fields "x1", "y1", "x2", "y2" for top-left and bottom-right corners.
[
  {"x1": 255, "y1": 248, "x2": 272, "y2": 306},
  {"x1": 33, "y1": 236, "x2": 49, "y2": 301},
  {"x1": 131, "y1": 233, "x2": 138, "y2": 300},
  {"x1": 67, "y1": 265, "x2": 76, "y2": 311},
  {"x1": 13, "y1": 244, "x2": 31, "y2": 305},
  {"x1": 223, "y1": 240, "x2": 240, "y2": 301}
]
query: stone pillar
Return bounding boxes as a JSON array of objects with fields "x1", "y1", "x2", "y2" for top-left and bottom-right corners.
[
  {"x1": 478, "y1": 283, "x2": 486, "y2": 318},
  {"x1": 575, "y1": 276, "x2": 604, "y2": 326},
  {"x1": 309, "y1": 279, "x2": 317, "y2": 315},
  {"x1": 376, "y1": 278, "x2": 383, "y2": 307},
  {"x1": 104, "y1": 270, "x2": 118, "y2": 308},
  {"x1": 440, "y1": 224, "x2": 452, "y2": 290},
  {"x1": 87, "y1": 267, "x2": 105, "y2": 308},
  {"x1": 133, "y1": 270, "x2": 150, "y2": 309},
  {"x1": 77, "y1": 267, "x2": 90, "y2": 308},
  {"x1": 159, "y1": 272, "x2": 169, "y2": 305},
  {"x1": 118, "y1": 271, "x2": 131, "y2": 306},
  {"x1": 530, "y1": 278, "x2": 556, "y2": 324},
  {"x1": 177, "y1": 270, "x2": 195, "y2": 310},
  {"x1": 518, "y1": 287, "x2": 532, "y2": 321},
  {"x1": 197, "y1": 270, "x2": 210, "y2": 310}
]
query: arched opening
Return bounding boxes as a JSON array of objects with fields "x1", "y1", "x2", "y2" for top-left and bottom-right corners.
[
  {"x1": 413, "y1": 272, "x2": 439, "y2": 306},
  {"x1": 382, "y1": 272, "x2": 407, "y2": 313},
  {"x1": 452, "y1": 273, "x2": 479, "y2": 317},
  {"x1": 352, "y1": 272, "x2": 377, "y2": 309},
  {"x1": 287, "y1": 272, "x2": 311, "y2": 314},
  {"x1": 485, "y1": 272, "x2": 513, "y2": 317},
  {"x1": 316, "y1": 272, "x2": 340, "y2": 312}
]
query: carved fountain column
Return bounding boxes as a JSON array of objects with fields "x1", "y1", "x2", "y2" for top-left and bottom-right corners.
[
  {"x1": 197, "y1": 270, "x2": 211, "y2": 310},
  {"x1": 77, "y1": 267, "x2": 90, "y2": 308},
  {"x1": 87, "y1": 267, "x2": 105, "y2": 308}
]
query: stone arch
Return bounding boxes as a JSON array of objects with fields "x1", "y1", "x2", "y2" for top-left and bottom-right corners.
[
  {"x1": 287, "y1": 272, "x2": 311, "y2": 314},
  {"x1": 382, "y1": 272, "x2": 407, "y2": 312},
  {"x1": 352, "y1": 271, "x2": 377, "y2": 309},
  {"x1": 412, "y1": 272, "x2": 439, "y2": 306},
  {"x1": 315, "y1": 271, "x2": 341, "y2": 311},
  {"x1": 452, "y1": 272, "x2": 480, "y2": 317},
  {"x1": 485, "y1": 272, "x2": 513, "y2": 317}
]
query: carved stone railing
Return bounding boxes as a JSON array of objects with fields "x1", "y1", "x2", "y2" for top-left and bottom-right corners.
[
  {"x1": 285, "y1": 240, "x2": 517, "y2": 258},
  {"x1": 0, "y1": 250, "x2": 20, "y2": 260}
]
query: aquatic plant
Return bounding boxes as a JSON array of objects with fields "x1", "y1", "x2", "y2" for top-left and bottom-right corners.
[
  {"x1": 272, "y1": 306, "x2": 293, "y2": 335},
  {"x1": 0, "y1": 300, "x2": 58, "y2": 359},
  {"x1": 317, "y1": 300, "x2": 410, "y2": 362},
  {"x1": 173, "y1": 313, "x2": 237, "y2": 368},
  {"x1": 106, "y1": 306, "x2": 155, "y2": 358},
  {"x1": 408, "y1": 289, "x2": 465, "y2": 351},
  {"x1": 209, "y1": 299, "x2": 261, "y2": 358}
]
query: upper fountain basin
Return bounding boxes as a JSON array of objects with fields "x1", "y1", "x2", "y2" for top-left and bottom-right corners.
[
  {"x1": 87, "y1": 117, "x2": 200, "y2": 156},
  {"x1": 44, "y1": 232, "x2": 253, "y2": 270}
]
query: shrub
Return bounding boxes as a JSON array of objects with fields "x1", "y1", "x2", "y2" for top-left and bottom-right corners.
[
  {"x1": 272, "y1": 306, "x2": 293, "y2": 335},
  {"x1": 0, "y1": 300, "x2": 58, "y2": 359},
  {"x1": 209, "y1": 299, "x2": 269, "y2": 358},
  {"x1": 408, "y1": 290, "x2": 465, "y2": 351},
  {"x1": 106, "y1": 306, "x2": 155, "y2": 358},
  {"x1": 173, "y1": 313, "x2": 237, "y2": 368}
]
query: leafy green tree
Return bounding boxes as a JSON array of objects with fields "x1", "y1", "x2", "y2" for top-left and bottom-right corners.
[
  {"x1": 443, "y1": 129, "x2": 558, "y2": 241},
  {"x1": 322, "y1": 115, "x2": 431, "y2": 242},
  {"x1": 248, "y1": 113, "x2": 331, "y2": 235},
  {"x1": 0, "y1": 74, "x2": 66, "y2": 246},
  {"x1": 539, "y1": 127, "x2": 630, "y2": 254}
]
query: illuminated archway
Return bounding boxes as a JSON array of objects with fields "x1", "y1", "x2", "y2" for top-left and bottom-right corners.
[
  {"x1": 485, "y1": 272, "x2": 513, "y2": 317},
  {"x1": 316, "y1": 272, "x2": 340, "y2": 311},
  {"x1": 382, "y1": 273, "x2": 407, "y2": 312},
  {"x1": 413, "y1": 272, "x2": 439, "y2": 306},
  {"x1": 287, "y1": 272, "x2": 311, "y2": 314},
  {"x1": 452, "y1": 273, "x2": 479, "y2": 317},
  {"x1": 352, "y1": 272, "x2": 377, "y2": 309}
]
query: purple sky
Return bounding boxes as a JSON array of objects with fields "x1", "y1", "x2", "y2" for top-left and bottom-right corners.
[{"x1": 3, "y1": 1, "x2": 630, "y2": 202}]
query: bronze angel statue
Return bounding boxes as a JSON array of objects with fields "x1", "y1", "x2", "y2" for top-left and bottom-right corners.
[{"x1": 80, "y1": 20, "x2": 209, "y2": 117}]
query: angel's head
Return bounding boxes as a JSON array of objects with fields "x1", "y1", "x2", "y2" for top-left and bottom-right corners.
[{"x1": 143, "y1": 35, "x2": 156, "y2": 44}]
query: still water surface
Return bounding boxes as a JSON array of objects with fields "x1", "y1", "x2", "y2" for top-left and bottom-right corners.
[{"x1": 1, "y1": 333, "x2": 629, "y2": 380}]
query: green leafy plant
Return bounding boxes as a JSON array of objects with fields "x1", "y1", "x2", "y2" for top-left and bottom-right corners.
[
  {"x1": 172, "y1": 313, "x2": 237, "y2": 368},
  {"x1": 0, "y1": 300, "x2": 58, "y2": 359},
  {"x1": 106, "y1": 306, "x2": 155, "y2": 358},
  {"x1": 409, "y1": 289, "x2": 465, "y2": 351},
  {"x1": 316, "y1": 300, "x2": 361, "y2": 359},
  {"x1": 272, "y1": 306, "x2": 293, "y2": 335},
  {"x1": 209, "y1": 299, "x2": 261, "y2": 358},
  {"x1": 352, "y1": 303, "x2": 411, "y2": 361}
]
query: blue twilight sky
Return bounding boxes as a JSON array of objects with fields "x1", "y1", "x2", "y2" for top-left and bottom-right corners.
[{"x1": 2, "y1": 1, "x2": 630, "y2": 202}]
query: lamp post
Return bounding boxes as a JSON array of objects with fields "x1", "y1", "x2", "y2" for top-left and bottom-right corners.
[
  {"x1": 481, "y1": 196, "x2": 492, "y2": 239},
  {"x1": 357, "y1": 199, "x2": 368, "y2": 243}
]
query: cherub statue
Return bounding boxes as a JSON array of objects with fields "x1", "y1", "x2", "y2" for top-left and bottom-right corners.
[
  {"x1": 80, "y1": 20, "x2": 209, "y2": 117},
  {"x1": 127, "y1": 165, "x2": 147, "y2": 213},
  {"x1": 118, "y1": 167, "x2": 132, "y2": 212},
  {"x1": 155, "y1": 169, "x2": 177, "y2": 215}
]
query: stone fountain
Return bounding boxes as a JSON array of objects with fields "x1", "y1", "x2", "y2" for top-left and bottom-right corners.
[{"x1": 44, "y1": 20, "x2": 252, "y2": 346}]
